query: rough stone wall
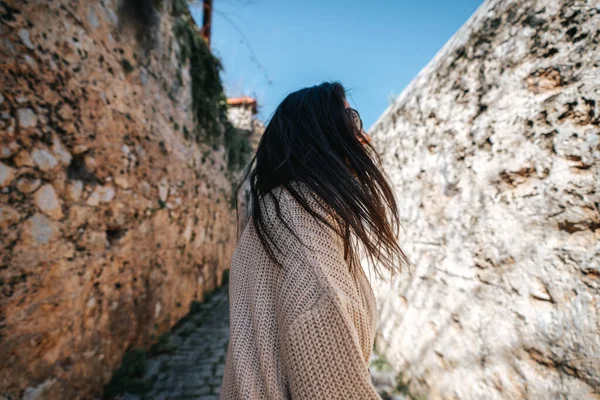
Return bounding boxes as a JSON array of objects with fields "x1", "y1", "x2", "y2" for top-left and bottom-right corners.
[
  {"x1": 0, "y1": 1, "x2": 236, "y2": 398},
  {"x1": 228, "y1": 103, "x2": 264, "y2": 234},
  {"x1": 370, "y1": 0, "x2": 600, "y2": 399}
]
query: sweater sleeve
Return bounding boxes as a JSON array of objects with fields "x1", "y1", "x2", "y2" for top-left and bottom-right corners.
[
  {"x1": 282, "y1": 289, "x2": 382, "y2": 399},
  {"x1": 270, "y1": 184, "x2": 381, "y2": 398}
]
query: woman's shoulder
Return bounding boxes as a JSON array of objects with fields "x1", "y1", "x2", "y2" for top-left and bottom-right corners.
[
  {"x1": 265, "y1": 181, "x2": 311, "y2": 201},
  {"x1": 275, "y1": 181, "x2": 331, "y2": 209},
  {"x1": 261, "y1": 182, "x2": 316, "y2": 216}
]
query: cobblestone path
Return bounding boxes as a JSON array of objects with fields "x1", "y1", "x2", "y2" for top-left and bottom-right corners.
[
  {"x1": 120, "y1": 283, "x2": 408, "y2": 400},
  {"x1": 120, "y1": 286, "x2": 230, "y2": 400}
]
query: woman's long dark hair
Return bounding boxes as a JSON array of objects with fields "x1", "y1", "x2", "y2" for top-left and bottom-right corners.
[{"x1": 235, "y1": 81, "x2": 410, "y2": 279}]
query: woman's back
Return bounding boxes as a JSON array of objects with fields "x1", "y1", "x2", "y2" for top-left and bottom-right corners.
[
  {"x1": 219, "y1": 183, "x2": 380, "y2": 399},
  {"x1": 220, "y1": 81, "x2": 408, "y2": 399}
]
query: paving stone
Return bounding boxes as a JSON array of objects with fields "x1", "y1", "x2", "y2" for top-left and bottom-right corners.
[
  {"x1": 214, "y1": 365, "x2": 225, "y2": 377},
  {"x1": 126, "y1": 284, "x2": 231, "y2": 399},
  {"x1": 125, "y1": 281, "x2": 404, "y2": 399},
  {"x1": 119, "y1": 394, "x2": 141, "y2": 400},
  {"x1": 207, "y1": 376, "x2": 222, "y2": 386}
]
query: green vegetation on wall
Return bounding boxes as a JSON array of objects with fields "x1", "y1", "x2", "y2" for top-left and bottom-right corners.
[{"x1": 171, "y1": 0, "x2": 251, "y2": 172}]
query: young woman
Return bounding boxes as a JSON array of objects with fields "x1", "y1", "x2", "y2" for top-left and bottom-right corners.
[{"x1": 220, "y1": 82, "x2": 409, "y2": 399}]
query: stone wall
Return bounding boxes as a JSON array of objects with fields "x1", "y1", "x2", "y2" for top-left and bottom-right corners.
[
  {"x1": 227, "y1": 100, "x2": 264, "y2": 234},
  {"x1": 0, "y1": 1, "x2": 237, "y2": 398},
  {"x1": 370, "y1": 0, "x2": 599, "y2": 399}
]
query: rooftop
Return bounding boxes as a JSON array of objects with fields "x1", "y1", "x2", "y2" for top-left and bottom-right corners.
[{"x1": 226, "y1": 96, "x2": 258, "y2": 113}]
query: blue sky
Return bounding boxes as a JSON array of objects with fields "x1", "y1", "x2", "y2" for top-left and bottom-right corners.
[{"x1": 191, "y1": 0, "x2": 483, "y2": 129}]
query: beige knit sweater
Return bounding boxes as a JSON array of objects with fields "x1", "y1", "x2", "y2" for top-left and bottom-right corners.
[{"x1": 220, "y1": 182, "x2": 382, "y2": 399}]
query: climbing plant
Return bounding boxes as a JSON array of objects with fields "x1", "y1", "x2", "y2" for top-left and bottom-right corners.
[{"x1": 171, "y1": 1, "x2": 252, "y2": 172}]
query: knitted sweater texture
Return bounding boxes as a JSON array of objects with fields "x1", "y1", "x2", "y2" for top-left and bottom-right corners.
[{"x1": 220, "y1": 183, "x2": 381, "y2": 399}]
